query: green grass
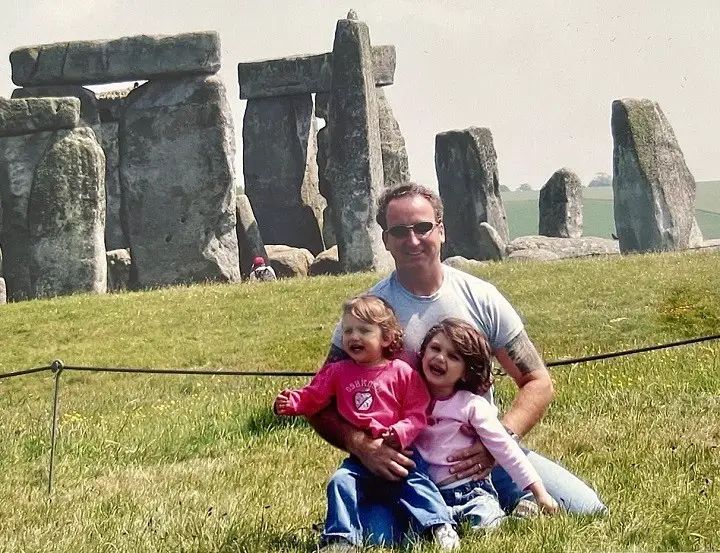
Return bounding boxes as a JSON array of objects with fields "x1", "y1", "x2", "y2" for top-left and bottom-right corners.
[
  {"x1": 1, "y1": 251, "x2": 720, "y2": 552},
  {"x1": 502, "y1": 181, "x2": 720, "y2": 240}
]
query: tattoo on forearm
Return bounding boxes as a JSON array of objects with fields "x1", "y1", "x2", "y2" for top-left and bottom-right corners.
[
  {"x1": 323, "y1": 344, "x2": 350, "y2": 366},
  {"x1": 505, "y1": 330, "x2": 545, "y2": 375}
]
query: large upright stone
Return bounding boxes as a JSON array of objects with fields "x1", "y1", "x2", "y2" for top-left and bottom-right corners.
[
  {"x1": 238, "y1": 45, "x2": 396, "y2": 99},
  {"x1": 326, "y1": 18, "x2": 391, "y2": 273},
  {"x1": 0, "y1": 130, "x2": 55, "y2": 300},
  {"x1": 538, "y1": 168, "x2": 583, "y2": 238},
  {"x1": 29, "y1": 127, "x2": 106, "y2": 298},
  {"x1": 0, "y1": 97, "x2": 79, "y2": 137},
  {"x1": 435, "y1": 126, "x2": 510, "y2": 260},
  {"x1": 612, "y1": 99, "x2": 702, "y2": 253},
  {"x1": 98, "y1": 89, "x2": 132, "y2": 251},
  {"x1": 120, "y1": 75, "x2": 240, "y2": 287},
  {"x1": 376, "y1": 88, "x2": 410, "y2": 187},
  {"x1": 11, "y1": 32, "x2": 220, "y2": 87},
  {"x1": 243, "y1": 94, "x2": 324, "y2": 255},
  {"x1": 235, "y1": 194, "x2": 268, "y2": 277}
]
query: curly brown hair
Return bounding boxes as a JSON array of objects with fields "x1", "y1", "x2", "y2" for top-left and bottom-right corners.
[
  {"x1": 419, "y1": 318, "x2": 494, "y2": 394},
  {"x1": 376, "y1": 182, "x2": 444, "y2": 230},
  {"x1": 342, "y1": 295, "x2": 404, "y2": 358}
]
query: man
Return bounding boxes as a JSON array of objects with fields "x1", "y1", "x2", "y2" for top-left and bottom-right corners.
[{"x1": 309, "y1": 183, "x2": 606, "y2": 543}]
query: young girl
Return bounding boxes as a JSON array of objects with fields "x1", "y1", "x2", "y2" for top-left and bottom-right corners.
[
  {"x1": 274, "y1": 295, "x2": 460, "y2": 551},
  {"x1": 414, "y1": 318, "x2": 558, "y2": 530}
]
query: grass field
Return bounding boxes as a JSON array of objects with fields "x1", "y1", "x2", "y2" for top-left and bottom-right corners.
[
  {"x1": 1, "y1": 251, "x2": 719, "y2": 552},
  {"x1": 502, "y1": 180, "x2": 720, "y2": 240}
]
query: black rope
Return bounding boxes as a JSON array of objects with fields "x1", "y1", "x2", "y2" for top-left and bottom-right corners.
[
  {"x1": 0, "y1": 366, "x2": 51, "y2": 379},
  {"x1": 546, "y1": 333, "x2": 720, "y2": 367},
  {"x1": 1, "y1": 333, "x2": 719, "y2": 381}
]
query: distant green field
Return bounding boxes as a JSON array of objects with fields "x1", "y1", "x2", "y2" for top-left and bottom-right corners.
[{"x1": 503, "y1": 180, "x2": 720, "y2": 240}]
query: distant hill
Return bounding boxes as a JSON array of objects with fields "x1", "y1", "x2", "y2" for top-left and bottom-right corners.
[{"x1": 501, "y1": 180, "x2": 720, "y2": 240}]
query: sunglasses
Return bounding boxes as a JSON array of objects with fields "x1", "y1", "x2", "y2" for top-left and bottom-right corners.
[{"x1": 385, "y1": 221, "x2": 441, "y2": 239}]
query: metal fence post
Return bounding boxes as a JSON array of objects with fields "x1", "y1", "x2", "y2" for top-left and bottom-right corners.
[{"x1": 48, "y1": 359, "x2": 64, "y2": 495}]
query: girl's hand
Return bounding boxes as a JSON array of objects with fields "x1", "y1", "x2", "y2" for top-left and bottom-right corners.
[
  {"x1": 535, "y1": 491, "x2": 559, "y2": 514},
  {"x1": 273, "y1": 390, "x2": 292, "y2": 415}
]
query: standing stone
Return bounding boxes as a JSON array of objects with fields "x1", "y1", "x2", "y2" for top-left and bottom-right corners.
[
  {"x1": 435, "y1": 126, "x2": 510, "y2": 260},
  {"x1": 236, "y1": 194, "x2": 268, "y2": 277},
  {"x1": 538, "y1": 168, "x2": 583, "y2": 238},
  {"x1": 29, "y1": 127, "x2": 106, "y2": 298},
  {"x1": 478, "y1": 222, "x2": 506, "y2": 261},
  {"x1": 612, "y1": 98, "x2": 702, "y2": 253},
  {"x1": 243, "y1": 94, "x2": 324, "y2": 255},
  {"x1": 376, "y1": 88, "x2": 410, "y2": 187},
  {"x1": 326, "y1": 18, "x2": 391, "y2": 273},
  {"x1": 106, "y1": 248, "x2": 131, "y2": 291},
  {"x1": 120, "y1": 75, "x2": 240, "y2": 288},
  {"x1": 97, "y1": 89, "x2": 132, "y2": 251},
  {"x1": 315, "y1": 92, "x2": 336, "y2": 249},
  {"x1": 0, "y1": 130, "x2": 55, "y2": 300}
]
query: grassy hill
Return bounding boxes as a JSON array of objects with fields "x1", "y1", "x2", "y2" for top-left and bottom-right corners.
[
  {"x1": 1, "y1": 251, "x2": 719, "y2": 551},
  {"x1": 502, "y1": 180, "x2": 720, "y2": 240}
]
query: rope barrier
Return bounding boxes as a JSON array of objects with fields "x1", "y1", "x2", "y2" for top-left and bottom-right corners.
[{"x1": 1, "y1": 332, "x2": 718, "y2": 381}]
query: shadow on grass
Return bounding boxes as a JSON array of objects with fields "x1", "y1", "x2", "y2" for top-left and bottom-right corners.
[
  {"x1": 244, "y1": 406, "x2": 311, "y2": 437},
  {"x1": 217, "y1": 520, "x2": 319, "y2": 553}
]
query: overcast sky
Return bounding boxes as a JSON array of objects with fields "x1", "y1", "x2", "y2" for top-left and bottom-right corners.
[{"x1": 2, "y1": 0, "x2": 719, "y2": 189}]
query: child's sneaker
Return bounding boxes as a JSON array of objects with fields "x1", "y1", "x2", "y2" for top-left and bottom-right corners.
[
  {"x1": 511, "y1": 498, "x2": 540, "y2": 519},
  {"x1": 432, "y1": 523, "x2": 460, "y2": 551}
]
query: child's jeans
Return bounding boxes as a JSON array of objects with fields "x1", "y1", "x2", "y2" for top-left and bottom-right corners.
[
  {"x1": 439, "y1": 477, "x2": 507, "y2": 530},
  {"x1": 323, "y1": 452, "x2": 455, "y2": 546}
]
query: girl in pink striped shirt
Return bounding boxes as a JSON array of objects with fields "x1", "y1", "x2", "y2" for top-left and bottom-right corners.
[
  {"x1": 414, "y1": 318, "x2": 558, "y2": 530},
  {"x1": 274, "y1": 295, "x2": 459, "y2": 551}
]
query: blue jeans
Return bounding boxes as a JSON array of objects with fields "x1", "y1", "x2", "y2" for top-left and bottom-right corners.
[
  {"x1": 323, "y1": 453, "x2": 455, "y2": 546},
  {"x1": 358, "y1": 448, "x2": 607, "y2": 546},
  {"x1": 440, "y1": 478, "x2": 507, "y2": 530}
]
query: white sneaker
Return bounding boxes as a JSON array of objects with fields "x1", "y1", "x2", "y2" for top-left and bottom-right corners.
[
  {"x1": 432, "y1": 523, "x2": 460, "y2": 551},
  {"x1": 511, "y1": 498, "x2": 540, "y2": 519}
]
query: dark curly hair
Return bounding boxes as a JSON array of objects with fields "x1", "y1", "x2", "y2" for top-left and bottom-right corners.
[
  {"x1": 419, "y1": 318, "x2": 494, "y2": 394},
  {"x1": 342, "y1": 295, "x2": 404, "y2": 358}
]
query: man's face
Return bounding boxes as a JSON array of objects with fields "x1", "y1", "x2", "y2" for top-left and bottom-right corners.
[{"x1": 382, "y1": 195, "x2": 445, "y2": 271}]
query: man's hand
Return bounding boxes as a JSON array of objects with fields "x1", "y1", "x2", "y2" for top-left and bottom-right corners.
[
  {"x1": 446, "y1": 437, "x2": 495, "y2": 481},
  {"x1": 348, "y1": 431, "x2": 415, "y2": 482},
  {"x1": 381, "y1": 428, "x2": 402, "y2": 451}
]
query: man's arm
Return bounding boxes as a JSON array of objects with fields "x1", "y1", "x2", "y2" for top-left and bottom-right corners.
[
  {"x1": 493, "y1": 329, "x2": 554, "y2": 437},
  {"x1": 305, "y1": 344, "x2": 415, "y2": 481}
]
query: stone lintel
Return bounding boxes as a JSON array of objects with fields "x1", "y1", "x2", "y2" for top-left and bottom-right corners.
[
  {"x1": 11, "y1": 31, "x2": 221, "y2": 87},
  {"x1": 0, "y1": 97, "x2": 80, "y2": 137},
  {"x1": 238, "y1": 44, "x2": 395, "y2": 99}
]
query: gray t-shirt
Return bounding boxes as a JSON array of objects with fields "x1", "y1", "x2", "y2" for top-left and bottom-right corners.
[{"x1": 332, "y1": 264, "x2": 524, "y2": 360}]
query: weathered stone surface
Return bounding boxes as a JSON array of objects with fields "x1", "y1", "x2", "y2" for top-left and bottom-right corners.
[
  {"x1": 243, "y1": 94, "x2": 324, "y2": 255},
  {"x1": 12, "y1": 86, "x2": 101, "y2": 138},
  {"x1": 507, "y1": 236, "x2": 619, "y2": 259},
  {"x1": 326, "y1": 19, "x2": 392, "y2": 273},
  {"x1": 266, "y1": 244, "x2": 314, "y2": 278},
  {"x1": 321, "y1": 204, "x2": 336, "y2": 249},
  {"x1": 107, "y1": 248, "x2": 131, "y2": 291},
  {"x1": 612, "y1": 98, "x2": 700, "y2": 253},
  {"x1": 376, "y1": 88, "x2": 410, "y2": 187},
  {"x1": 236, "y1": 194, "x2": 268, "y2": 277},
  {"x1": 238, "y1": 44, "x2": 396, "y2": 99},
  {"x1": 507, "y1": 248, "x2": 560, "y2": 262},
  {"x1": 0, "y1": 130, "x2": 55, "y2": 300},
  {"x1": 435, "y1": 126, "x2": 510, "y2": 260},
  {"x1": 120, "y1": 75, "x2": 240, "y2": 288},
  {"x1": 0, "y1": 277, "x2": 5, "y2": 304},
  {"x1": 11, "y1": 31, "x2": 221, "y2": 87},
  {"x1": 29, "y1": 127, "x2": 106, "y2": 298},
  {"x1": 100, "y1": 121, "x2": 127, "y2": 250},
  {"x1": 442, "y1": 256, "x2": 491, "y2": 271},
  {"x1": 539, "y1": 168, "x2": 583, "y2": 238},
  {"x1": 301, "y1": 116, "x2": 327, "y2": 242},
  {"x1": 477, "y1": 222, "x2": 506, "y2": 261},
  {"x1": 0, "y1": 97, "x2": 79, "y2": 137},
  {"x1": 309, "y1": 245, "x2": 341, "y2": 276}
]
